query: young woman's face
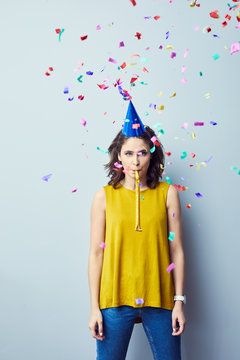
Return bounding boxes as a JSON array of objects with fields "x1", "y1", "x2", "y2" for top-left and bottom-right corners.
[{"x1": 118, "y1": 138, "x2": 152, "y2": 180}]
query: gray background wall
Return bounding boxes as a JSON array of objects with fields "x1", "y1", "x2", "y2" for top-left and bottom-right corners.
[{"x1": 0, "y1": 0, "x2": 239, "y2": 359}]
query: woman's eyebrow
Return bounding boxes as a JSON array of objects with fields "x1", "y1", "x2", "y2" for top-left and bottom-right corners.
[{"x1": 124, "y1": 149, "x2": 148, "y2": 152}]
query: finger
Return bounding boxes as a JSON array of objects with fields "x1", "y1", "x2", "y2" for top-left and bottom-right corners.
[
  {"x1": 95, "y1": 322, "x2": 105, "y2": 341},
  {"x1": 172, "y1": 317, "x2": 177, "y2": 334},
  {"x1": 173, "y1": 322, "x2": 185, "y2": 336}
]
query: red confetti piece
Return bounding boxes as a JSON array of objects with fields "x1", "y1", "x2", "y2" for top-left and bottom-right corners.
[
  {"x1": 97, "y1": 84, "x2": 109, "y2": 90},
  {"x1": 189, "y1": 153, "x2": 196, "y2": 158},
  {"x1": 142, "y1": 67, "x2": 149, "y2": 72},
  {"x1": 165, "y1": 152, "x2": 171, "y2": 156},
  {"x1": 210, "y1": 10, "x2": 219, "y2": 19},
  {"x1": 222, "y1": 21, "x2": 228, "y2": 27},
  {"x1": 134, "y1": 32, "x2": 142, "y2": 39},
  {"x1": 207, "y1": 27, "x2": 211, "y2": 32},
  {"x1": 78, "y1": 95, "x2": 84, "y2": 100},
  {"x1": 55, "y1": 28, "x2": 61, "y2": 34},
  {"x1": 154, "y1": 15, "x2": 160, "y2": 20},
  {"x1": 120, "y1": 62, "x2": 127, "y2": 69},
  {"x1": 80, "y1": 35, "x2": 88, "y2": 41},
  {"x1": 130, "y1": 77, "x2": 138, "y2": 84},
  {"x1": 129, "y1": 0, "x2": 136, "y2": 6},
  {"x1": 45, "y1": 72, "x2": 50, "y2": 76},
  {"x1": 186, "y1": 204, "x2": 191, "y2": 209},
  {"x1": 49, "y1": 67, "x2": 53, "y2": 71},
  {"x1": 225, "y1": 14, "x2": 231, "y2": 21}
]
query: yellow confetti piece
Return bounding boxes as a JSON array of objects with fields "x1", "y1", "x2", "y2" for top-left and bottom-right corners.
[
  {"x1": 165, "y1": 45, "x2": 173, "y2": 49},
  {"x1": 196, "y1": 162, "x2": 207, "y2": 171},
  {"x1": 156, "y1": 105, "x2": 164, "y2": 110},
  {"x1": 170, "y1": 92, "x2": 176, "y2": 98},
  {"x1": 127, "y1": 62, "x2": 137, "y2": 66},
  {"x1": 174, "y1": 137, "x2": 187, "y2": 141},
  {"x1": 158, "y1": 91, "x2": 163, "y2": 97},
  {"x1": 224, "y1": 45, "x2": 230, "y2": 51},
  {"x1": 205, "y1": 92, "x2": 211, "y2": 99},
  {"x1": 191, "y1": 132, "x2": 196, "y2": 139},
  {"x1": 160, "y1": 164, "x2": 165, "y2": 169}
]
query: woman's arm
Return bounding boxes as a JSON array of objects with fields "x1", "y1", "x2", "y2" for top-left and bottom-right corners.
[
  {"x1": 166, "y1": 184, "x2": 185, "y2": 298},
  {"x1": 88, "y1": 187, "x2": 106, "y2": 310}
]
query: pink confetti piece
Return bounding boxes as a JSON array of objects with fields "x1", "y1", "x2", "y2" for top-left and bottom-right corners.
[
  {"x1": 119, "y1": 41, "x2": 125, "y2": 47},
  {"x1": 184, "y1": 48, "x2": 189, "y2": 58},
  {"x1": 181, "y1": 122, "x2": 188, "y2": 129},
  {"x1": 99, "y1": 242, "x2": 106, "y2": 249},
  {"x1": 167, "y1": 262, "x2": 176, "y2": 273},
  {"x1": 194, "y1": 25, "x2": 199, "y2": 31},
  {"x1": 230, "y1": 42, "x2": 240, "y2": 55},
  {"x1": 151, "y1": 136, "x2": 157, "y2": 142},
  {"x1": 182, "y1": 66, "x2": 187, "y2": 73},
  {"x1": 194, "y1": 122, "x2": 204, "y2": 126},
  {"x1": 181, "y1": 78, "x2": 187, "y2": 83},
  {"x1": 80, "y1": 118, "x2": 86, "y2": 126},
  {"x1": 114, "y1": 162, "x2": 123, "y2": 168},
  {"x1": 96, "y1": 25, "x2": 101, "y2": 30},
  {"x1": 171, "y1": 52, "x2": 176, "y2": 58},
  {"x1": 72, "y1": 188, "x2": 77, "y2": 193},
  {"x1": 108, "y1": 57, "x2": 117, "y2": 64}
]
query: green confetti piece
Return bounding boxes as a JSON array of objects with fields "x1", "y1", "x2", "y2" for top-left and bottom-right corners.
[
  {"x1": 140, "y1": 194, "x2": 144, "y2": 201},
  {"x1": 153, "y1": 123, "x2": 162, "y2": 127},
  {"x1": 200, "y1": 72, "x2": 203, "y2": 76},
  {"x1": 144, "y1": 112, "x2": 149, "y2": 116},
  {"x1": 59, "y1": 29, "x2": 64, "y2": 42},
  {"x1": 165, "y1": 176, "x2": 172, "y2": 184},
  {"x1": 157, "y1": 129, "x2": 165, "y2": 135},
  {"x1": 140, "y1": 81, "x2": 148, "y2": 85},
  {"x1": 141, "y1": 57, "x2": 149, "y2": 62},
  {"x1": 168, "y1": 232, "x2": 175, "y2": 241},
  {"x1": 97, "y1": 146, "x2": 108, "y2": 154},
  {"x1": 180, "y1": 151, "x2": 187, "y2": 159},
  {"x1": 77, "y1": 75, "x2": 83, "y2": 83},
  {"x1": 150, "y1": 145, "x2": 156, "y2": 153},
  {"x1": 213, "y1": 53, "x2": 220, "y2": 60}
]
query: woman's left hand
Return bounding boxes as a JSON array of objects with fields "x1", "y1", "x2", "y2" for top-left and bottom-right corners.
[{"x1": 172, "y1": 302, "x2": 186, "y2": 336}]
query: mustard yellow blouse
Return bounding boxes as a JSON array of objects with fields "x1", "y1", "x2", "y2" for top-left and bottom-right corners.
[{"x1": 99, "y1": 181, "x2": 175, "y2": 314}]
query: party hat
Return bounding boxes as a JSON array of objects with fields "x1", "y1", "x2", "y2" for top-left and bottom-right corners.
[{"x1": 122, "y1": 100, "x2": 146, "y2": 137}]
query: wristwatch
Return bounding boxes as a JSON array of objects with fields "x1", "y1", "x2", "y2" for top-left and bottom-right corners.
[{"x1": 174, "y1": 295, "x2": 186, "y2": 304}]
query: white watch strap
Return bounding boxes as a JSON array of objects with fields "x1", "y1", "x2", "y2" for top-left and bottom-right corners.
[{"x1": 174, "y1": 295, "x2": 186, "y2": 304}]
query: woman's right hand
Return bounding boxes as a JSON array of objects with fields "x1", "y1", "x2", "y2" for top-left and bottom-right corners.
[{"x1": 88, "y1": 308, "x2": 106, "y2": 341}]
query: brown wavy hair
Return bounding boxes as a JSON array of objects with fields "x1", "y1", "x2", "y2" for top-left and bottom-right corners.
[{"x1": 103, "y1": 125, "x2": 165, "y2": 189}]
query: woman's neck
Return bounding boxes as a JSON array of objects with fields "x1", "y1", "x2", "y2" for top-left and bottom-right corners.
[{"x1": 120, "y1": 178, "x2": 148, "y2": 191}]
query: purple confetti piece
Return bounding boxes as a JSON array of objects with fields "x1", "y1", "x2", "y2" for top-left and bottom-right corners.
[
  {"x1": 68, "y1": 97, "x2": 74, "y2": 101},
  {"x1": 119, "y1": 41, "x2": 125, "y2": 47},
  {"x1": 171, "y1": 52, "x2": 176, "y2": 58},
  {"x1": 64, "y1": 86, "x2": 69, "y2": 94},
  {"x1": 194, "y1": 122, "x2": 204, "y2": 126},
  {"x1": 42, "y1": 174, "x2": 52, "y2": 182},
  {"x1": 195, "y1": 192, "x2": 203, "y2": 198},
  {"x1": 166, "y1": 31, "x2": 170, "y2": 39},
  {"x1": 86, "y1": 71, "x2": 93, "y2": 75},
  {"x1": 210, "y1": 121, "x2": 217, "y2": 125}
]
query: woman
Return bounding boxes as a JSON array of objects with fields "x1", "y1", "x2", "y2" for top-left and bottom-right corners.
[{"x1": 88, "y1": 100, "x2": 186, "y2": 360}]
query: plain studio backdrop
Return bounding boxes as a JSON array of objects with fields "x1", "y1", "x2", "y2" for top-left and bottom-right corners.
[{"x1": 0, "y1": 0, "x2": 239, "y2": 359}]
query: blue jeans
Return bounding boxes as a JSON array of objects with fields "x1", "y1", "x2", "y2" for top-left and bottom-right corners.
[{"x1": 96, "y1": 305, "x2": 181, "y2": 360}]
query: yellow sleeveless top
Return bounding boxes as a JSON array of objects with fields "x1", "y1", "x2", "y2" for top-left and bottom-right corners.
[{"x1": 99, "y1": 181, "x2": 175, "y2": 314}]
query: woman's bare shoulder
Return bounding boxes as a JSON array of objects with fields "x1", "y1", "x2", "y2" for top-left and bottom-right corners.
[{"x1": 92, "y1": 186, "x2": 106, "y2": 211}]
